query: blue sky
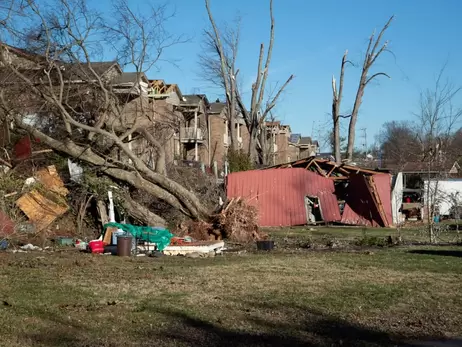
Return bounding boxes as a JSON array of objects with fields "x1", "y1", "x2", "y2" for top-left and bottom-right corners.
[{"x1": 96, "y1": 0, "x2": 462, "y2": 150}]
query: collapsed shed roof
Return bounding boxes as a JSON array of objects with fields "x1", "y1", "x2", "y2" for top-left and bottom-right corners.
[
  {"x1": 225, "y1": 156, "x2": 394, "y2": 228},
  {"x1": 267, "y1": 156, "x2": 385, "y2": 180}
]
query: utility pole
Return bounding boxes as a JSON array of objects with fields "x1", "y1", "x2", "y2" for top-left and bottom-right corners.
[{"x1": 360, "y1": 127, "x2": 367, "y2": 158}]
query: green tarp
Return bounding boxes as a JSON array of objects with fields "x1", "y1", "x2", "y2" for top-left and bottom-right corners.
[{"x1": 103, "y1": 223, "x2": 173, "y2": 251}]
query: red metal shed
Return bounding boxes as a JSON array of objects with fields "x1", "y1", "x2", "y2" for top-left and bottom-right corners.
[{"x1": 226, "y1": 168, "x2": 341, "y2": 227}]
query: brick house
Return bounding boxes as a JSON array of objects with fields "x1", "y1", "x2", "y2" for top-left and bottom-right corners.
[
  {"x1": 0, "y1": 44, "x2": 186, "y2": 170},
  {"x1": 265, "y1": 121, "x2": 294, "y2": 165},
  {"x1": 208, "y1": 101, "x2": 250, "y2": 169},
  {"x1": 145, "y1": 79, "x2": 184, "y2": 165},
  {"x1": 299, "y1": 136, "x2": 319, "y2": 159},
  {"x1": 264, "y1": 123, "x2": 320, "y2": 165},
  {"x1": 178, "y1": 94, "x2": 210, "y2": 164}
]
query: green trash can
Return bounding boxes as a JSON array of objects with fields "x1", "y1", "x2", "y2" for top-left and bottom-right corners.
[{"x1": 117, "y1": 233, "x2": 133, "y2": 256}]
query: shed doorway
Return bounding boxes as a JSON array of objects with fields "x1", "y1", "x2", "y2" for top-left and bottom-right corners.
[{"x1": 305, "y1": 196, "x2": 322, "y2": 224}]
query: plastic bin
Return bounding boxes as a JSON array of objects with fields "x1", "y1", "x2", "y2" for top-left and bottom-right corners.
[
  {"x1": 256, "y1": 240, "x2": 274, "y2": 251},
  {"x1": 117, "y1": 234, "x2": 133, "y2": 256},
  {"x1": 89, "y1": 240, "x2": 104, "y2": 254}
]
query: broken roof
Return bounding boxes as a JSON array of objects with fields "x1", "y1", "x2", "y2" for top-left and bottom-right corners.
[
  {"x1": 268, "y1": 156, "x2": 383, "y2": 180},
  {"x1": 149, "y1": 79, "x2": 182, "y2": 98}
]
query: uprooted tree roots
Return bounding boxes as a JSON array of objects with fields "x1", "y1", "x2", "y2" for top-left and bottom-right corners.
[{"x1": 175, "y1": 198, "x2": 267, "y2": 243}]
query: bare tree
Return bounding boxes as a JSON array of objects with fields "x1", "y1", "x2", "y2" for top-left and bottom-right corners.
[
  {"x1": 331, "y1": 50, "x2": 351, "y2": 163},
  {"x1": 379, "y1": 120, "x2": 421, "y2": 164},
  {"x1": 204, "y1": 0, "x2": 293, "y2": 164},
  {"x1": 200, "y1": 11, "x2": 240, "y2": 150},
  {"x1": 416, "y1": 66, "x2": 462, "y2": 242},
  {"x1": 0, "y1": 0, "x2": 210, "y2": 225},
  {"x1": 343, "y1": 16, "x2": 393, "y2": 162}
]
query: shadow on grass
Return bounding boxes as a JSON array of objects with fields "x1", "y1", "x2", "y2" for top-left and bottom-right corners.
[
  {"x1": 408, "y1": 249, "x2": 462, "y2": 258},
  {"x1": 146, "y1": 306, "x2": 425, "y2": 347},
  {"x1": 15, "y1": 304, "x2": 461, "y2": 347}
]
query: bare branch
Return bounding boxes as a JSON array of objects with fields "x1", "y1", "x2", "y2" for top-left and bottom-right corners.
[{"x1": 365, "y1": 72, "x2": 391, "y2": 85}]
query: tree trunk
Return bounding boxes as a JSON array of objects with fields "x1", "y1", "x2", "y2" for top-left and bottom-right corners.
[
  {"x1": 333, "y1": 123, "x2": 341, "y2": 163},
  {"x1": 248, "y1": 128, "x2": 258, "y2": 163},
  {"x1": 331, "y1": 106, "x2": 341, "y2": 164},
  {"x1": 259, "y1": 128, "x2": 268, "y2": 165},
  {"x1": 122, "y1": 194, "x2": 166, "y2": 227},
  {"x1": 230, "y1": 116, "x2": 238, "y2": 151},
  {"x1": 139, "y1": 128, "x2": 166, "y2": 176},
  {"x1": 346, "y1": 86, "x2": 365, "y2": 161}
]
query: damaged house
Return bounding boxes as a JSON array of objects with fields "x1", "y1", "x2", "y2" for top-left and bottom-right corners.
[
  {"x1": 0, "y1": 44, "x2": 187, "y2": 174},
  {"x1": 227, "y1": 157, "x2": 393, "y2": 227}
]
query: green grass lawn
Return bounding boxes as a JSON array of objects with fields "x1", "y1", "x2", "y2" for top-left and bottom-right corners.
[
  {"x1": 267, "y1": 224, "x2": 462, "y2": 246},
  {"x1": 0, "y1": 229, "x2": 461, "y2": 347}
]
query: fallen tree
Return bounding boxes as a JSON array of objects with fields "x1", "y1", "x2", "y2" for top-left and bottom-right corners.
[{"x1": 0, "y1": 0, "x2": 211, "y2": 225}]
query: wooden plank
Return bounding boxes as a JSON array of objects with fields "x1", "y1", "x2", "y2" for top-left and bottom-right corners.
[
  {"x1": 103, "y1": 227, "x2": 117, "y2": 245},
  {"x1": 342, "y1": 165, "x2": 380, "y2": 175},
  {"x1": 35, "y1": 165, "x2": 68, "y2": 197},
  {"x1": 305, "y1": 159, "x2": 315, "y2": 170},
  {"x1": 16, "y1": 190, "x2": 68, "y2": 231},
  {"x1": 327, "y1": 166, "x2": 337, "y2": 177},
  {"x1": 313, "y1": 160, "x2": 327, "y2": 177},
  {"x1": 31, "y1": 149, "x2": 53, "y2": 155}
]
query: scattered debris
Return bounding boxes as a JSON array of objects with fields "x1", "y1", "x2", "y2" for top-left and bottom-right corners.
[
  {"x1": 35, "y1": 165, "x2": 69, "y2": 196},
  {"x1": 16, "y1": 190, "x2": 68, "y2": 232},
  {"x1": 0, "y1": 240, "x2": 8, "y2": 250},
  {"x1": 163, "y1": 240, "x2": 224, "y2": 256},
  {"x1": 74, "y1": 239, "x2": 88, "y2": 250},
  {"x1": 20, "y1": 243, "x2": 42, "y2": 251},
  {"x1": 13, "y1": 136, "x2": 32, "y2": 161},
  {"x1": 0, "y1": 211, "x2": 14, "y2": 237},
  {"x1": 15, "y1": 165, "x2": 69, "y2": 232},
  {"x1": 0, "y1": 165, "x2": 10, "y2": 175},
  {"x1": 23, "y1": 177, "x2": 36, "y2": 187},
  {"x1": 68, "y1": 159, "x2": 83, "y2": 183}
]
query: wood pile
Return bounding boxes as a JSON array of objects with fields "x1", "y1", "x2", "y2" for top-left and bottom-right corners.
[{"x1": 174, "y1": 198, "x2": 266, "y2": 243}]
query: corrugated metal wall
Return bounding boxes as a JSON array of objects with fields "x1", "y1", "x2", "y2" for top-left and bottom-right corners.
[{"x1": 226, "y1": 168, "x2": 340, "y2": 227}]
